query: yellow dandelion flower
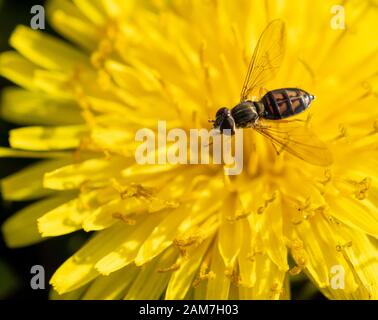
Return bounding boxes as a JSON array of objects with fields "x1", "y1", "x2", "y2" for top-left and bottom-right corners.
[{"x1": 1, "y1": 0, "x2": 377, "y2": 300}]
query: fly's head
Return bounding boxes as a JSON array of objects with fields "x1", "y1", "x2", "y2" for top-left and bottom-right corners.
[{"x1": 211, "y1": 107, "x2": 235, "y2": 136}]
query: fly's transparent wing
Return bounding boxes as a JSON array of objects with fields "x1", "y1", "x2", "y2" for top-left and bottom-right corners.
[
  {"x1": 254, "y1": 120, "x2": 333, "y2": 166},
  {"x1": 240, "y1": 19, "x2": 286, "y2": 102}
]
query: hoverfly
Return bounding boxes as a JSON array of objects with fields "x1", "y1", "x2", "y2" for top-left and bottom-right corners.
[{"x1": 210, "y1": 19, "x2": 333, "y2": 166}]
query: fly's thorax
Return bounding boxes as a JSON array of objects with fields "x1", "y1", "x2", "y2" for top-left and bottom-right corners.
[
  {"x1": 231, "y1": 101, "x2": 259, "y2": 128},
  {"x1": 253, "y1": 101, "x2": 266, "y2": 117}
]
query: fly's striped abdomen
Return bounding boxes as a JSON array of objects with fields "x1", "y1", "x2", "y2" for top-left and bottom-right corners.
[{"x1": 261, "y1": 88, "x2": 315, "y2": 120}]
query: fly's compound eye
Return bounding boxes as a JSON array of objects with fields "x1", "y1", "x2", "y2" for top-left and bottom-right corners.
[
  {"x1": 220, "y1": 116, "x2": 236, "y2": 136},
  {"x1": 216, "y1": 107, "x2": 229, "y2": 117},
  {"x1": 214, "y1": 107, "x2": 230, "y2": 128}
]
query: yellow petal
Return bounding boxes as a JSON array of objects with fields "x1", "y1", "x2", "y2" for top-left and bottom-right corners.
[
  {"x1": 95, "y1": 213, "x2": 165, "y2": 275},
  {"x1": 217, "y1": 219, "x2": 242, "y2": 269},
  {"x1": 217, "y1": 198, "x2": 243, "y2": 270},
  {"x1": 237, "y1": 219, "x2": 256, "y2": 288},
  {"x1": 341, "y1": 232, "x2": 378, "y2": 299},
  {"x1": 33, "y1": 69, "x2": 75, "y2": 99},
  {"x1": 293, "y1": 213, "x2": 360, "y2": 293},
  {"x1": 260, "y1": 192, "x2": 289, "y2": 271},
  {"x1": 193, "y1": 281, "x2": 207, "y2": 300},
  {"x1": 165, "y1": 237, "x2": 213, "y2": 300},
  {"x1": 321, "y1": 224, "x2": 378, "y2": 299},
  {"x1": 82, "y1": 197, "x2": 148, "y2": 231},
  {"x1": 206, "y1": 242, "x2": 230, "y2": 299},
  {"x1": 9, "y1": 125, "x2": 87, "y2": 151},
  {"x1": 10, "y1": 25, "x2": 90, "y2": 71},
  {"x1": 50, "y1": 222, "x2": 131, "y2": 294},
  {"x1": 1, "y1": 87, "x2": 83, "y2": 125},
  {"x1": 0, "y1": 51, "x2": 39, "y2": 90},
  {"x1": 1, "y1": 159, "x2": 71, "y2": 201},
  {"x1": 50, "y1": 285, "x2": 88, "y2": 300},
  {"x1": 326, "y1": 194, "x2": 378, "y2": 238},
  {"x1": 47, "y1": 0, "x2": 98, "y2": 51},
  {"x1": 122, "y1": 163, "x2": 179, "y2": 179},
  {"x1": 125, "y1": 246, "x2": 178, "y2": 299},
  {"x1": 90, "y1": 127, "x2": 135, "y2": 155},
  {"x1": 2, "y1": 194, "x2": 74, "y2": 248},
  {"x1": 281, "y1": 276, "x2": 291, "y2": 300},
  {"x1": 72, "y1": 0, "x2": 106, "y2": 25},
  {"x1": 293, "y1": 221, "x2": 337, "y2": 288},
  {"x1": 40, "y1": 186, "x2": 116, "y2": 236},
  {"x1": 101, "y1": 0, "x2": 135, "y2": 18},
  {"x1": 44, "y1": 157, "x2": 130, "y2": 190},
  {"x1": 0, "y1": 147, "x2": 71, "y2": 159},
  {"x1": 82, "y1": 265, "x2": 138, "y2": 300},
  {"x1": 38, "y1": 195, "x2": 94, "y2": 237},
  {"x1": 135, "y1": 207, "x2": 187, "y2": 266},
  {"x1": 238, "y1": 253, "x2": 285, "y2": 300}
]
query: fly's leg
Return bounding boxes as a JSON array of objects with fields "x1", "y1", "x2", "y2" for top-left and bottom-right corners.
[{"x1": 253, "y1": 122, "x2": 270, "y2": 130}]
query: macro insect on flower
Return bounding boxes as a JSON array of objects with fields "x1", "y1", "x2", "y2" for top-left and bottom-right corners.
[
  {"x1": 210, "y1": 19, "x2": 333, "y2": 167},
  {"x1": 0, "y1": 0, "x2": 377, "y2": 300}
]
